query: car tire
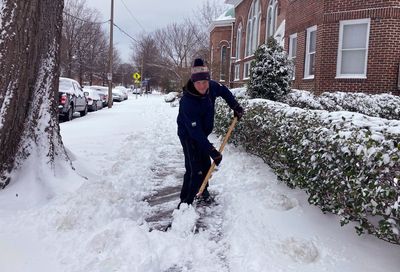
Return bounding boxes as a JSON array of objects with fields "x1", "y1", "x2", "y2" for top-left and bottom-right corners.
[
  {"x1": 64, "y1": 106, "x2": 73, "y2": 122},
  {"x1": 80, "y1": 105, "x2": 88, "y2": 116}
]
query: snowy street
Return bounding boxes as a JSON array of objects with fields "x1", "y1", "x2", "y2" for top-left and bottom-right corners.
[{"x1": 0, "y1": 93, "x2": 399, "y2": 272}]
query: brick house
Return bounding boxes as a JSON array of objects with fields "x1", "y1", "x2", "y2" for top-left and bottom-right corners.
[{"x1": 209, "y1": 0, "x2": 400, "y2": 94}]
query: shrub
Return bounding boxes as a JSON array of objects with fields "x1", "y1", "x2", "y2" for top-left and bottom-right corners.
[
  {"x1": 247, "y1": 38, "x2": 293, "y2": 101},
  {"x1": 215, "y1": 97, "x2": 400, "y2": 244},
  {"x1": 280, "y1": 89, "x2": 400, "y2": 120}
]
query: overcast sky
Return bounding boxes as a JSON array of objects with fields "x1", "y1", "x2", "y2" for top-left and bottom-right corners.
[{"x1": 84, "y1": 0, "x2": 227, "y2": 63}]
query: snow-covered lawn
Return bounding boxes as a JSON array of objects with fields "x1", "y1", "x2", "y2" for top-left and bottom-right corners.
[{"x1": 0, "y1": 94, "x2": 399, "y2": 271}]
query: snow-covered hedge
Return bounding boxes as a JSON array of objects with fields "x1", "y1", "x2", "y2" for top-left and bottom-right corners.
[
  {"x1": 280, "y1": 89, "x2": 400, "y2": 120},
  {"x1": 215, "y1": 98, "x2": 400, "y2": 244}
]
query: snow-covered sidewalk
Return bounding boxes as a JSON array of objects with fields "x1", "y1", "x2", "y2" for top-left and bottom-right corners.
[{"x1": 0, "y1": 93, "x2": 399, "y2": 272}]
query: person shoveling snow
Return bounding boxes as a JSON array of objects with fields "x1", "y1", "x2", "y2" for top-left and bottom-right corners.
[{"x1": 176, "y1": 58, "x2": 244, "y2": 207}]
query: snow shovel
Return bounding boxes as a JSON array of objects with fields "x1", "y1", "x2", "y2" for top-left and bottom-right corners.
[{"x1": 196, "y1": 117, "x2": 238, "y2": 197}]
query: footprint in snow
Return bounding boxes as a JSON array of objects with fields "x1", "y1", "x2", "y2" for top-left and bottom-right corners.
[
  {"x1": 279, "y1": 237, "x2": 319, "y2": 264},
  {"x1": 268, "y1": 192, "x2": 298, "y2": 211}
]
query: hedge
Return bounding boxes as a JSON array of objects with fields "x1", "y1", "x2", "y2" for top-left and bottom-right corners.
[
  {"x1": 215, "y1": 97, "x2": 400, "y2": 244},
  {"x1": 280, "y1": 89, "x2": 400, "y2": 120}
]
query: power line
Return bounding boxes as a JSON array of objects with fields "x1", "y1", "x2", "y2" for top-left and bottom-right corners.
[
  {"x1": 113, "y1": 23, "x2": 138, "y2": 43},
  {"x1": 119, "y1": 0, "x2": 146, "y2": 32},
  {"x1": 63, "y1": 11, "x2": 110, "y2": 24}
]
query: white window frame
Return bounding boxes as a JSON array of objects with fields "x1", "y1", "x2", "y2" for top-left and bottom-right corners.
[
  {"x1": 336, "y1": 18, "x2": 370, "y2": 79},
  {"x1": 235, "y1": 23, "x2": 242, "y2": 61},
  {"x1": 266, "y1": 0, "x2": 278, "y2": 39},
  {"x1": 220, "y1": 45, "x2": 228, "y2": 82},
  {"x1": 234, "y1": 64, "x2": 240, "y2": 81},
  {"x1": 243, "y1": 61, "x2": 252, "y2": 79},
  {"x1": 245, "y1": 0, "x2": 261, "y2": 57},
  {"x1": 288, "y1": 33, "x2": 297, "y2": 79},
  {"x1": 304, "y1": 25, "x2": 317, "y2": 79}
]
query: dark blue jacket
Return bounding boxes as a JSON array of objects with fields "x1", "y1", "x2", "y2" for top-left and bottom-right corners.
[{"x1": 177, "y1": 80, "x2": 239, "y2": 155}]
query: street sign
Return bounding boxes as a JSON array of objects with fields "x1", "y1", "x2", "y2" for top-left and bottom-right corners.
[
  {"x1": 107, "y1": 73, "x2": 112, "y2": 81},
  {"x1": 134, "y1": 79, "x2": 140, "y2": 84},
  {"x1": 133, "y1": 72, "x2": 141, "y2": 80}
]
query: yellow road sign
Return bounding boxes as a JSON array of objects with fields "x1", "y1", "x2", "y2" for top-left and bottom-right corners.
[{"x1": 133, "y1": 72, "x2": 141, "y2": 80}]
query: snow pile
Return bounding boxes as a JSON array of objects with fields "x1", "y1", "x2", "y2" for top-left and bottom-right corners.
[
  {"x1": 170, "y1": 203, "x2": 199, "y2": 234},
  {"x1": 164, "y1": 91, "x2": 180, "y2": 103}
]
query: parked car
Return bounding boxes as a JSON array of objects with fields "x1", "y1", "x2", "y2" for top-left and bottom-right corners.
[
  {"x1": 58, "y1": 77, "x2": 88, "y2": 121},
  {"x1": 88, "y1": 85, "x2": 109, "y2": 107},
  {"x1": 95, "y1": 91, "x2": 107, "y2": 107},
  {"x1": 114, "y1": 86, "x2": 129, "y2": 100},
  {"x1": 131, "y1": 88, "x2": 142, "y2": 95},
  {"x1": 112, "y1": 88, "x2": 125, "y2": 102},
  {"x1": 83, "y1": 87, "x2": 103, "y2": 111},
  {"x1": 164, "y1": 91, "x2": 180, "y2": 103}
]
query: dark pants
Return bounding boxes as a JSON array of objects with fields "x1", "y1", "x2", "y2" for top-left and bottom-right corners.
[{"x1": 179, "y1": 137, "x2": 211, "y2": 205}]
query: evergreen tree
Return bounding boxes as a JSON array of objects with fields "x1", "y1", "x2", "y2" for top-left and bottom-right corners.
[{"x1": 247, "y1": 37, "x2": 293, "y2": 101}]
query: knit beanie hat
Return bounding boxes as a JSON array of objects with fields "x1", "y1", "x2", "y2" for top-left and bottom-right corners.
[{"x1": 191, "y1": 58, "x2": 210, "y2": 82}]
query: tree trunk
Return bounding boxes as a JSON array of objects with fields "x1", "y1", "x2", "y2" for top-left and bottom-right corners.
[{"x1": 0, "y1": 0, "x2": 68, "y2": 188}]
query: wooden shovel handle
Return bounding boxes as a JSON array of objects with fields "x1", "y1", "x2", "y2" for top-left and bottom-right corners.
[{"x1": 197, "y1": 117, "x2": 238, "y2": 197}]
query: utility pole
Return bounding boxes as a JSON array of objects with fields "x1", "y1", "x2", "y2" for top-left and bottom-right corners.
[
  {"x1": 140, "y1": 57, "x2": 144, "y2": 94},
  {"x1": 107, "y1": 0, "x2": 114, "y2": 108}
]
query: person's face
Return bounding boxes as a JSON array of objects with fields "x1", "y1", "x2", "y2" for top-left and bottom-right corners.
[{"x1": 193, "y1": 80, "x2": 209, "y2": 94}]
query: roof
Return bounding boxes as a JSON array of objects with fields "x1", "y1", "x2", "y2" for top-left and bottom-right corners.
[
  {"x1": 224, "y1": 0, "x2": 243, "y2": 7},
  {"x1": 208, "y1": 6, "x2": 235, "y2": 32},
  {"x1": 216, "y1": 6, "x2": 235, "y2": 21}
]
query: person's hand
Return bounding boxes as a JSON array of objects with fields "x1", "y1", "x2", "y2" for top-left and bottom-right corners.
[
  {"x1": 233, "y1": 104, "x2": 244, "y2": 121},
  {"x1": 210, "y1": 148, "x2": 222, "y2": 166}
]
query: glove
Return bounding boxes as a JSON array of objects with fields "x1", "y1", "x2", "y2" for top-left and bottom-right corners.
[
  {"x1": 210, "y1": 148, "x2": 222, "y2": 166},
  {"x1": 233, "y1": 104, "x2": 244, "y2": 121}
]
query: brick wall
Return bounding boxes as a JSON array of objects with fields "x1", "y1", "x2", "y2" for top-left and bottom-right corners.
[
  {"x1": 210, "y1": 25, "x2": 233, "y2": 83},
  {"x1": 317, "y1": 2, "x2": 400, "y2": 94},
  {"x1": 286, "y1": 0, "x2": 324, "y2": 34},
  {"x1": 324, "y1": 0, "x2": 400, "y2": 13},
  {"x1": 286, "y1": 0, "x2": 324, "y2": 91},
  {"x1": 287, "y1": 0, "x2": 400, "y2": 94},
  {"x1": 231, "y1": 0, "x2": 288, "y2": 88},
  {"x1": 318, "y1": 17, "x2": 400, "y2": 94},
  {"x1": 212, "y1": 0, "x2": 400, "y2": 94}
]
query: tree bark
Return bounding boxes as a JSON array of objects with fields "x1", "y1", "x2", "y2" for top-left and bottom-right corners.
[{"x1": 0, "y1": 0, "x2": 68, "y2": 188}]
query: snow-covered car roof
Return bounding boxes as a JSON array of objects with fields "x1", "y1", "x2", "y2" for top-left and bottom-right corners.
[
  {"x1": 83, "y1": 87, "x2": 101, "y2": 100},
  {"x1": 59, "y1": 77, "x2": 81, "y2": 95}
]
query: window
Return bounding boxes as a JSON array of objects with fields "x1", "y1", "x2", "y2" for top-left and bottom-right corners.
[
  {"x1": 235, "y1": 23, "x2": 242, "y2": 60},
  {"x1": 220, "y1": 46, "x2": 228, "y2": 81},
  {"x1": 234, "y1": 64, "x2": 240, "y2": 81},
  {"x1": 267, "y1": 0, "x2": 278, "y2": 38},
  {"x1": 243, "y1": 61, "x2": 252, "y2": 79},
  {"x1": 304, "y1": 25, "x2": 317, "y2": 79},
  {"x1": 245, "y1": 0, "x2": 261, "y2": 57},
  {"x1": 288, "y1": 33, "x2": 297, "y2": 79},
  {"x1": 337, "y1": 18, "x2": 370, "y2": 78}
]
